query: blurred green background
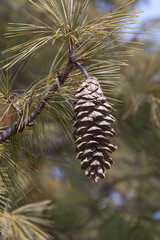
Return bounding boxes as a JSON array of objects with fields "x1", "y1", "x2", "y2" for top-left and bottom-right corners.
[{"x1": 0, "y1": 0, "x2": 160, "y2": 239}]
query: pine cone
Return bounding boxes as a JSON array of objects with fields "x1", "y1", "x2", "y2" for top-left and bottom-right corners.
[{"x1": 73, "y1": 76, "x2": 117, "y2": 182}]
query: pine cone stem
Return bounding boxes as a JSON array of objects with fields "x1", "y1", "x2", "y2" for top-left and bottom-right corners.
[{"x1": 74, "y1": 62, "x2": 89, "y2": 78}]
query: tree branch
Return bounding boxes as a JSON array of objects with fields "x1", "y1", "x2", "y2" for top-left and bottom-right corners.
[
  {"x1": 0, "y1": 47, "x2": 89, "y2": 144},
  {"x1": 0, "y1": 62, "x2": 74, "y2": 144}
]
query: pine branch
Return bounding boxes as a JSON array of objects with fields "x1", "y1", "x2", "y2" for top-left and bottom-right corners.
[
  {"x1": 0, "y1": 46, "x2": 89, "y2": 144},
  {"x1": 0, "y1": 65, "x2": 73, "y2": 143}
]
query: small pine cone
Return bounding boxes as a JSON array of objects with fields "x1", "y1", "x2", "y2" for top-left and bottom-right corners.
[{"x1": 73, "y1": 76, "x2": 117, "y2": 182}]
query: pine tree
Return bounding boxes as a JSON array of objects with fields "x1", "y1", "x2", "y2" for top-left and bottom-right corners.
[{"x1": 0, "y1": 0, "x2": 144, "y2": 239}]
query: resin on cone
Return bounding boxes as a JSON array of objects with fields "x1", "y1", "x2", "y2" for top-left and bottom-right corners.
[{"x1": 73, "y1": 76, "x2": 117, "y2": 182}]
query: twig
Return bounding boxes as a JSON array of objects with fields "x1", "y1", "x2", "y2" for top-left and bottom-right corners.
[
  {"x1": 74, "y1": 61, "x2": 89, "y2": 78},
  {"x1": 69, "y1": 40, "x2": 89, "y2": 78},
  {"x1": 0, "y1": 62, "x2": 74, "y2": 143},
  {"x1": 8, "y1": 97, "x2": 23, "y2": 118}
]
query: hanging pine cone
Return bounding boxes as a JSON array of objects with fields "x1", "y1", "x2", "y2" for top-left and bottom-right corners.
[{"x1": 73, "y1": 76, "x2": 117, "y2": 182}]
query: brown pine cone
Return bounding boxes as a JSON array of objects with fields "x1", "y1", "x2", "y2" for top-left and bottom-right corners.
[{"x1": 73, "y1": 76, "x2": 117, "y2": 182}]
